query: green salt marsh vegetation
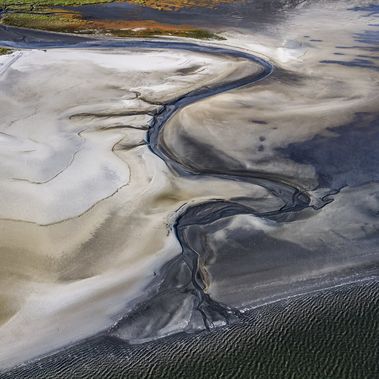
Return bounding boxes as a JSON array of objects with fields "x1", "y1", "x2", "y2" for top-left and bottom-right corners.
[{"x1": 0, "y1": 47, "x2": 12, "y2": 55}]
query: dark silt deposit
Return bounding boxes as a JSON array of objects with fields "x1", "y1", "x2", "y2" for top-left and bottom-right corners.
[
  {"x1": 0, "y1": 0, "x2": 378, "y2": 377},
  {"x1": 280, "y1": 113, "x2": 379, "y2": 189}
]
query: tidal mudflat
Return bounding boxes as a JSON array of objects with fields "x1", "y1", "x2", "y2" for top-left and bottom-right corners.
[{"x1": 0, "y1": 1, "x2": 378, "y2": 378}]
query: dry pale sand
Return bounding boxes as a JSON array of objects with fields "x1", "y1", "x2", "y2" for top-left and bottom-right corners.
[
  {"x1": 0, "y1": 47, "x2": 264, "y2": 368},
  {"x1": 0, "y1": 0, "x2": 378, "y2": 371}
]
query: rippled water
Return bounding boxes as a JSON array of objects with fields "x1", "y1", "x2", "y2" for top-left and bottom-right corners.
[
  {"x1": 1, "y1": 280, "x2": 377, "y2": 378},
  {"x1": 0, "y1": 0, "x2": 378, "y2": 377}
]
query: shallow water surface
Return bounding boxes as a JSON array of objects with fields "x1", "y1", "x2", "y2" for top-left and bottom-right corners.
[{"x1": 0, "y1": 0, "x2": 378, "y2": 377}]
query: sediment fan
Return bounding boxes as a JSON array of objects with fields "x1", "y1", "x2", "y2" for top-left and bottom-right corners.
[{"x1": 0, "y1": 0, "x2": 378, "y2": 377}]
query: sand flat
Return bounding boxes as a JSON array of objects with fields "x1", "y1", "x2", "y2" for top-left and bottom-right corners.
[{"x1": 0, "y1": 47, "x2": 263, "y2": 368}]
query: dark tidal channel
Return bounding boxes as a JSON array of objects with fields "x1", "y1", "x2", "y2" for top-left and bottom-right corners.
[{"x1": 1, "y1": 27, "x2": 378, "y2": 378}]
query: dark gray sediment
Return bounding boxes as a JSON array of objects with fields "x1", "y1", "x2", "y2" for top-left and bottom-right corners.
[{"x1": 1, "y1": 23, "x2": 378, "y2": 376}]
